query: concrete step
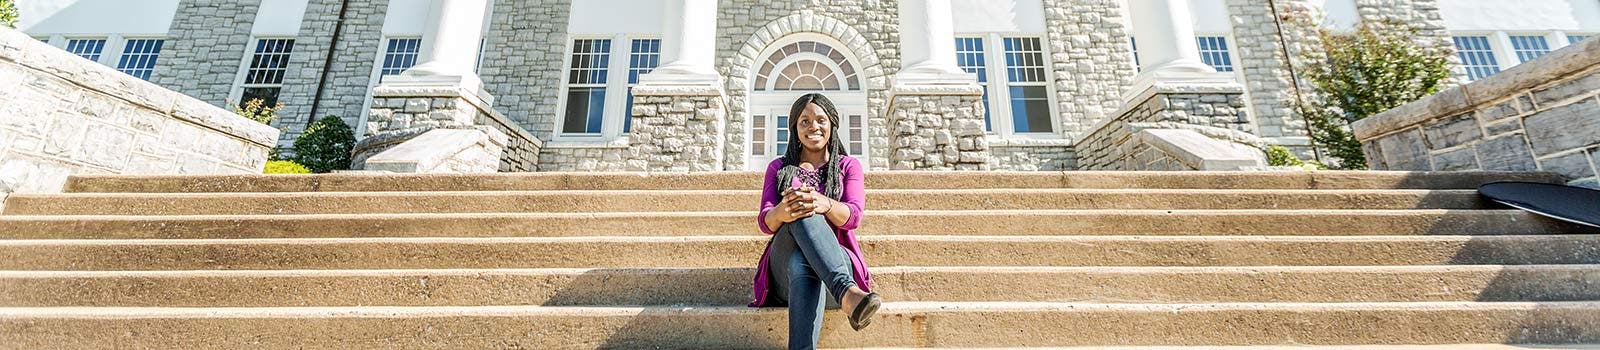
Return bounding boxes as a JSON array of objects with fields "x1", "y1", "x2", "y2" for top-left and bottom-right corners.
[
  {"x1": 3, "y1": 302, "x2": 1597, "y2": 348},
  {"x1": 4, "y1": 265, "x2": 1596, "y2": 307},
  {"x1": 0, "y1": 189, "x2": 1495, "y2": 216},
  {"x1": 2, "y1": 235, "x2": 1596, "y2": 270},
  {"x1": 0, "y1": 210, "x2": 1586, "y2": 239},
  {"x1": 60, "y1": 171, "x2": 1562, "y2": 193}
]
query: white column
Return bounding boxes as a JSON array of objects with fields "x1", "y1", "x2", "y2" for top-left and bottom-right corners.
[
  {"x1": 639, "y1": 0, "x2": 721, "y2": 85},
  {"x1": 1126, "y1": 0, "x2": 1230, "y2": 86},
  {"x1": 391, "y1": 0, "x2": 491, "y2": 92},
  {"x1": 895, "y1": 0, "x2": 972, "y2": 85}
]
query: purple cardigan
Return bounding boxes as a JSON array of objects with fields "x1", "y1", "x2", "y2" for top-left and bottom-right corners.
[{"x1": 749, "y1": 156, "x2": 873, "y2": 307}]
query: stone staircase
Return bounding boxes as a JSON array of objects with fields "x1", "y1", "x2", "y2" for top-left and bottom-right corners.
[{"x1": 1, "y1": 171, "x2": 1598, "y2": 349}]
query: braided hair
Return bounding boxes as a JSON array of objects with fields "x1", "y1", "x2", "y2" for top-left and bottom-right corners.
[{"x1": 775, "y1": 93, "x2": 848, "y2": 200}]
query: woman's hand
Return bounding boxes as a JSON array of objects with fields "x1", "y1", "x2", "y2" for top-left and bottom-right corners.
[
  {"x1": 775, "y1": 186, "x2": 819, "y2": 223},
  {"x1": 784, "y1": 186, "x2": 834, "y2": 216}
]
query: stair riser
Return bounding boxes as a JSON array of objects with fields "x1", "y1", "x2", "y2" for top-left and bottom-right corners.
[
  {"x1": 0, "y1": 191, "x2": 1490, "y2": 215},
  {"x1": 2, "y1": 211, "x2": 1580, "y2": 239},
  {"x1": 3, "y1": 304, "x2": 1597, "y2": 348},
  {"x1": 2, "y1": 236, "x2": 1595, "y2": 270},
  {"x1": 62, "y1": 171, "x2": 1564, "y2": 192},
  {"x1": 5, "y1": 267, "x2": 1597, "y2": 307}
]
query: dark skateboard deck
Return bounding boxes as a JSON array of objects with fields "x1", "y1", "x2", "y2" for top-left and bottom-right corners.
[{"x1": 1479, "y1": 181, "x2": 1600, "y2": 228}]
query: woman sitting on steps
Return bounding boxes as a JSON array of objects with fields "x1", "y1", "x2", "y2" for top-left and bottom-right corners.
[{"x1": 749, "y1": 92, "x2": 883, "y2": 350}]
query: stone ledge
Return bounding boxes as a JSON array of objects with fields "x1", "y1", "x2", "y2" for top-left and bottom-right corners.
[
  {"x1": 1353, "y1": 37, "x2": 1600, "y2": 141},
  {"x1": 889, "y1": 83, "x2": 984, "y2": 96},
  {"x1": 632, "y1": 84, "x2": 724, "y2": 97},
  {"x1": 988, "y1": 137, "x2": 1075, "y2": 147},
  {"x1": 1138, "y1": 129, "x2": 1267, "y2": 171},
  {"x1": 542, "y1": 139, "x2": 632, "y2": 149},
  {"x1": 0, "y1": 28, "x2": 279, "y2": 148},
  {"x1": 1088, "y1": 82, "x2": 1247, "y2": 140}
]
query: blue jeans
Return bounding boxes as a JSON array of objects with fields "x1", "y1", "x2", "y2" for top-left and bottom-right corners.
[{"x1": 768, "y1": 214, "x2": 858, "y2": 350}]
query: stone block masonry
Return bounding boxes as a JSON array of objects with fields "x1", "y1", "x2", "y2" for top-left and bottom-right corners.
[
  {"x1": 987, "y1": 139, "x2": 1076, "y2": 171},
  {"x1": 1227, "y1": 0, "x2": 1321, "y2": 154},
  {"x1": 886, "y1": 86, "x2": 989, "y2": 170},
  {"x1": 1078, "y1": 84, "x2": 1265, "y2": 171},
  {"x1": 478, "y1": 0, "x2": 572, "y2": 141},
  {"x1": 149, "y1": 0, "x2": 263, "y2": 108},
  {"x1": 0, "y1": 28, "x2": 279, "y2": 207},
  {"x1": 275, "y1": 0, "x2": 391, "y2": 150},
  {"x1": 1041, "y1": 0, "x2": 1137, "y2": 136},
  {"x1": 625, "y1": 86, "x2": 727, "y2": 172},
  {"x1": 1354, "y1": 37, "x2": 1600, "y2": 188},
  {"x1": 359, "y1": 86, "x2": 541, "y2": 172}
]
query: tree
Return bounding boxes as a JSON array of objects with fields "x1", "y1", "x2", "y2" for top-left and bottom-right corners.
[
  {"x1": 229, "y1": 98, "x2": 283, "y2": 125},
  {"x1": 1293, "y1": 20, "x2": 1453, "y2": 169},
  {"x1": 294, "y1": 116, "x2": 355, "y2": 173},
  {"x1": 1, "y1": 0, "x2": 18, "y2": 29}
]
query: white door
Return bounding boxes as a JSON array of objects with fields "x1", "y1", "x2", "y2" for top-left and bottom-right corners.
[{"x1": 747, "y1": 93, "x2": 867, "y2": 170}]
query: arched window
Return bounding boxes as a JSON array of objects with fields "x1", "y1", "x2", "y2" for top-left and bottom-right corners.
[{"x1": 753, "y1": 41, "x2": 860, "y2": 91}]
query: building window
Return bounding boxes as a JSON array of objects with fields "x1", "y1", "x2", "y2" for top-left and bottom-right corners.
[
  {"x1": 1571, "y1": 35, "x2": 1592, "y2": 45},
  {"x1": 1196, "y1": 36, "x2": 1233, "y2": 72},
  {"x1": 1452, "y1": 36, "x2": 1500, "y2": 82},
  {"x1": 751, "y1": 114, "x2": 768, "y2": 157},
  {"x1": 380, "y1": 38, "x2": 421, "y2": 81},
  {"x1": 1003, "y1": 37, "x2": 1052, "y2": 133},
  {"x1": 625, "y1": 39, "x2": 661, "y2": 133},
  {"x1": 1508, "y1": 35, "x2": 1551, "y2": 63},
  {"x1": 775, "y1": 114, "x2": 790, "y2": 153},
  {"x1": 563, "y1": 39, "x2": 610, "y2": 135},
  {"x1": 65, "y1": 39, "x2": 107, "y2": 62},
  {"x1": 240, "y1": 38, "x2": 295, "y2": 107},
  {"x1": 1130, "y1": 37, "x2": 1141, "y2": 72},
  {"x1": 847, "y1": 114, "x2": 863, "y2": 156},
  {"x1": 955, "y1": 37, "x2": 991, "y2": 131},
  {"x1": 115, "y1": 39, "x2": 163, "y2": 80},
  {"x1": 755, "y1": 41, "x2": 861, "y2": 91}
]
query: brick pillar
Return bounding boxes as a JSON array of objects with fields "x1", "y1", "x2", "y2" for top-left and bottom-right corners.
[{"x1": 626, "y1": 85, "x2": 727, "y2": 172}]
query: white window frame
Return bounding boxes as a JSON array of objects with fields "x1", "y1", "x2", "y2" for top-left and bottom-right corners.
[
  {"x1": 1194, "y1": 33, "x2": 1246, "y2": 83},
  {"x1": 229, "y1": 37, "x2": 297, "y2": 111},
  {"x1": 624, "y1": 37, "x2": 662, "y2": 134},
  {"x1": 375, "y1": 36, "x2": 423, "y2": 83},
  {"x1": 1451, "y1": 33, "x2": 1503, "y2": 82},
  {"x1": 1560, "y1": 32, "x2": 1592, "y2": 47},
  {"x1": 553, "y1": 34, "x2": 654, "y2": 143},
  {"x1": 953, "y1": 33, "x2": 1063, "y2": 140},
  {"x1": 1505, "y1": 33, "x2": 1554, "y2": 64}
]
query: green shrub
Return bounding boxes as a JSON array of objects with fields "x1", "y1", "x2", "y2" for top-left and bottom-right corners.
[
  {"x1": 230, "y1": 98, "x2": 283, "y2": 125},
  {"x1": 0, "y1": 0, "x2": 17, "y2": 29},
  {"x1": 1292, "y1": 19, "x2": 1453, "y2": 169},
  {"x1": 263, "y1": 160, "x2": 311, "y2": 174},
  {"x1": 1266, "y1": 145, "x2": 1306, "y2": 167},
  {"x1": 293, "y1": 116, "x2": 355, "y2": 173}
]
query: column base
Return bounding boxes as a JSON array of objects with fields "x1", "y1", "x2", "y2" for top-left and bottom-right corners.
[
  {"x1": 886, "y1": 83, "x2": 990, "y2": 171},
  {"x1": 626, "y1": 84, "x2": 728, "y2": 172},
  {"x1": 356, "y1": 84, "x2": 543, "y2": 172},
  {"x1": 380, "y1": 74, "x2": 494, "y2": 106}
]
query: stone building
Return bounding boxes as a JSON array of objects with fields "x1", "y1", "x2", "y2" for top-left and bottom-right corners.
[{"x1": 15, "y1": 0, "x2": 1600, "y2": 172}]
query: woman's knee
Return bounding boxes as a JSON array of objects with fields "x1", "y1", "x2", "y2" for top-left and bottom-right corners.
[{"x1": 791, "y1": 215, "x2": 831, "y2": 234}]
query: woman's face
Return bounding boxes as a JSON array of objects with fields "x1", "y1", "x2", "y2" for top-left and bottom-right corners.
[{"x1": 795, "y1": 102, "x2": 832, "y2": 153}]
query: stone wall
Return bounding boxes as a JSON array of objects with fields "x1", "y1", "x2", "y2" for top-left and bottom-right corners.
[
  {"x1": 1041, "y1": 0, "x2": 1136, "y2": 136},
  {"x1": 0, "y1": 28, "x2": 279, "y2": 203},
  {"x1": 719, "y1": 2, "x2": 899, "y2": 170},
  {"x1": 1078, "y1": 84, "x2": 1261, "y2": 170},
  {"x1": 886, "y1": 86, "x2": 989, "y2": 170},
  {"x1": 537, "y1": 145, "x2": 632, "y2": 172},
  {"x1": 276, "y1": 0, "x2": 390, "y2": 150},
  {"x1": 360, "y1": 86, "x2": 541, "y2": 172},
  {"x1": 987, "y1": 139, "x2": 1075, "y2": 171},
  {"x1": 1227, "y1": 0, "x2": 1321, "y2": 154},
  {"x1": 149, "y1": 0, "x2": 263, "y2": 107},
  {"x1": 1352, "y1": 0, "x2": 1465, "y2": 85},
  {"x1": 626, "y1": 86, "x2": 727, "y2": 172},
  {"x1": 1352, "y1": 38, "x2": 1600, "y2": 188},
  {"x1": 478, "y1": 0, "x2": 572, "y2": 141}
]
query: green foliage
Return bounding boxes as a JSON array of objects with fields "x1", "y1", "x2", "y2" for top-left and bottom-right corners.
[
  {"x1": 1266, "y1": 145, "x2": 1306, "y2": 167},
  {"x1": 0, "y1": 0, "x2": 17, "y2": 29},
  {"x1": 263, "y1": 160, "x2": 311, "y2": 174},
  {"x1": 293, "y1": 116, "x2": 355, "y2": 173},
  {"x1": 1293, "y1": 20, "x2": 1453, "y2": 170},
  {"x1": 229, "y1": 98, "x2": 283, "y2": 125}
]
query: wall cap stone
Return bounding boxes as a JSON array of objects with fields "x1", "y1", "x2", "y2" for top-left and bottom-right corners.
[
  {"x1": 0, "y1": 27, "x2": 280, "y2": 148},
  {"x1": 1137, "y1": 129, "x2": 1267, "y2": 170},
  {"x1": 364, "y1": 128, "x2": 494, "y2": 173},
  {"x1": 632, "y1": 84, "x2": 725, "y2": 97},
  {"x1": 1353, "y1": 36, "x2": 1600, "y2": 141}
]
